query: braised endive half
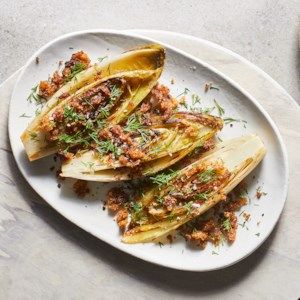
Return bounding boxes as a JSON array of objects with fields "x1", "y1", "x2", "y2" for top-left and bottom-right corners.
[
  {"x1": 60, "y1": 113, "x2": 223, "y2": 181},
  {"x1": 121, "y1": 135, "x2": 266, "y2": 243},
  {"x1": 21, "y1": 44, "x2": 165, "y2": 161}
]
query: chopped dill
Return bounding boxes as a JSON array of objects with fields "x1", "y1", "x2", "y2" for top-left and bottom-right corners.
[
  {"x1": 109, "y1": 85, "x2": 122, "y2": 103},
  {"x1": 63, "y1": 106, "x2": 85, "y2": 122},
  {"x1": 195, "y1": 192, "x2": 210, "y2": 201},
  {"x1": 201, "y1": 106, "x2": 215, "y2": 114},
  {"x1": 58, "y1": 132, "x2": 88, "y2": 146},
  {"x1": 29, "y1": 131, "x2": 39, "y2": 141},
  {"x1": 35, "y1": 107, "x2": 42, "y2": 116},
  {"x1": 191, "y1": 94, "x2": 201, "y2": 106},
  {"x1": 81, "y1": 161, "x2": 95, "y2": 169},
  {"x1": 66, "y1": 62, "x2": 86, "y2": 82},
  {"x1": 124, "y1": 114, "x2": 143, "y2": 132},
  {"x1": 213, "y1": 99, "x2": 225, "y2": 116},
  {"x1": 222, "y1": 218, "x2": 232, "y2": 231},
  {"x1": 124, "y1": 114, "x2": 150, "y2": 144},
  {"x1": 176, "y1": 87, "x2": 190, "y2": 98},
  {"x1": 96, "y1": 119, "x2": 106, "y2": 129},
  {"x1": 167, "y1": 212, "x2": 175, "y2": 222},
  {"x1": 98, "y1": 106, "x2": 110, "y2": 119},
  {"x1": 150, "y1": 169, "x2": 178, "y2": 189},
  {"x1": 27, "y1": 84, "x2": 45, "y2": 104},
  {"x1": 97, "y1": 55, "x2": 108, "y2": 63},
  {"x1": 19, "y1": 113, "x2": 31, "y2": 118},
  {"x1": 156, "y1": 196, "x2": 164, "y2": 205},
  {"x1": 130, "y1": 202, "x2": 142, "y2": 213},
  {"x1": 82, "y1": 98, "x2": 95, "y2": 109},
  {"x1": 180, "y1": 100, "x2": 189, "y2": 110},
  {"x1": 85, "y1": 119, "x2": 94, "y2": 130},
  {"x1": 97, "y1": 140, "x2": 120, "y2": 156},
  {"x1": 198, "y1": 168, "x2": 216, "y2": 183},
  {"x1": 223, "y1": 117, "x2": 247, "y2": 125},
  {"x1": 183, "y1": 201, "x2": 194, "y2": 214}
]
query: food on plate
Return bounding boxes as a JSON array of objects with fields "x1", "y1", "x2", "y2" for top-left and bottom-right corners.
[
  {"x1": 21, "y1": 43, "x2": 267, "y2": 250},
  {"x1": 105, "y1": 135, "x2": 266, "y2": 243},
  {"x1": 21, "y1": 44, "x2": 165, "y2": 161},
  {"x1": 60, "y1": 112, "x2": 223, "y2": 181}
]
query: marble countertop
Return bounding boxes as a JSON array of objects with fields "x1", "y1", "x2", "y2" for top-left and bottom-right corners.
[
  {"x1": 0, "y1": 0, "x2": 299, "y2": 104},
  {"x1": 0, "y1": 2, "x2": 300, "y2": 299}
]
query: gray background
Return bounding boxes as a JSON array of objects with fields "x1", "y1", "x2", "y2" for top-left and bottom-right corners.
[{"x1": 0, "y1": 0, "x2": 299, "y2": 102}]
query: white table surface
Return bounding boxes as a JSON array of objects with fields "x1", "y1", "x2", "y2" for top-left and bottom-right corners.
[{"x1": 1, "y1": 2, "x2": 300, "y2": 299}]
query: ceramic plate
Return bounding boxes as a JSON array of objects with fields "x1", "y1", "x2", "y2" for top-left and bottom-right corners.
[{"x1": 9, "y1": 30, "x2": 288, "y2": 271}]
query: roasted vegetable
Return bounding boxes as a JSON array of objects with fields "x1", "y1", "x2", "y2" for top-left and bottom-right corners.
[
  {"x1": 60, "y1": 113, "x2": 223, "y2": 181},
  {"x1": 121, "y1": 134, "x2": 266, "y2": 243},
  {"x1": 21, "y1": 45, "x2": 165, "y2": 161}
]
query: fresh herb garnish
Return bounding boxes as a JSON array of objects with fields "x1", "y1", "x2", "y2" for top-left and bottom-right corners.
[
  {"x1": 131, "y1": 201, "x2": 142, "y2": 213},
  {"x1": 198, "y1": 168, "x2": 216, "y2": 183},
  {"x1": 85, "y1": 119, "x2": 94, "y2": 130},
  {"x1": 156, "y1": 196, "x2": 164, "y2": 205},
  {"x1": 58, "y1": 132, "x2": 88, "y2": 146},
  {"x1": 124, "y1": 114, "x2": 143, "y2": 132},
  {"x1": 97, "y1": 55, "x2": 108, "y2": 63},
  {"x1": 109, "y1": 85, "x2": 122, "y2": 103},
  {"x1": 35, "y1": 107, "x2": 42, "y2": 116},
  {"x1": 191, "y1": 94, "x2": 201, "y2": 106},
  {"x1": 29, "y1": 131, "x2": 39, "y2": 141},
  {"x1": 176, "y1": 87, "x2": 190, "y2": 98},
  {"x1": 98, "y1": 106, "x2": 110, "y2": 119},
  {"x1": 27, "y1": 85, "x2": 45, "y2": 104},
  {"x1": 124, "y1": 114, "x2": 150, "y2": 144},
  {"x1": 180, "y1": 100, "x2": 189, "y2": 110},
  {"x1": 213, "y1": 99, "x2": 225, "y2": 116},
  {"x1": 167, "y1": 212, "x2": 175, "y2": 222},
  {"x1": 81, "y1": 161, "x2": 95, "y2": 169},
  {"x1": 201, "y1": 106, "x2": 215, "y2": 114},
  {"x1": 255, "y1": 232, "x2": 260, "y2": 237},
  {"x1": 66, "y1": 62, "x2": 86, "y2": 82},
  {"x1": 96, "y1": 119, "x2": 106, "y2": 129},
  {"x1": 222, "y1": 218, "x2": 232, "y2": 231},
  {"x1": 212, "y1": 250, "x2": 219, "y2": 255},
  {"x1": 195, "y1": 192, "x2": 210, "y2": 201},
  {"x1": 19, "y1": 113, "x2": 31, "y2": 118},
  {"x1": 158, "y1": 241, "x2": 164, "y2": 248},
  {"x1": 63, "y1": 106, "x2": 85, "y2": 122},
  {"x1": 223, "y1": 117, "x2": 247, "y2": 125},
  {"x1": 183, "y1": 201, "x2": 194, "y2": 214},
  {"x1": 82, "y1": 98, "x2": 95, "y2": 109},
  {"x1": 150, "y1": 169, "x2": 178, "y2": 189},
  {"x1": 97, "y1": 140, "x2": 119, "y2": 156}
]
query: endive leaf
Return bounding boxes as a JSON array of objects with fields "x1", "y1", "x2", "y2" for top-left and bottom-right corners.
[
  {"x1": 60, "y1": 113, "x2": 223, "y2": 181},
  {"x1": 21, "y1": 45, "x2": 165, "y2": 161},
  {"x1": 122, "y1": 134, "x2": 266, "y2": 243}
]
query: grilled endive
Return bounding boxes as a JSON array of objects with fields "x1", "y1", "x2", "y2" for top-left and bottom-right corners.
[
  {"x1": 21, "y1": 44, "x2": 165, "y2": 161},
  {"x1": 61, "y1": 113, "x2": 223, "y2": 181},
  {"x1": 121, "y1": 134, "x2": 266, "y2": 243}
]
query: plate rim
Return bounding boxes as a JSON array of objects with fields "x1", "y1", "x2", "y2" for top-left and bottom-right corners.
[{"x1": 8, "y1": 29, "x2": 289, "y2": 271}]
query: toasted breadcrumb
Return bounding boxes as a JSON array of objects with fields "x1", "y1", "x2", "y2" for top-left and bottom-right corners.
[{"x1": 73, "y1": 180, "x2": 89, "y2": 198}]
